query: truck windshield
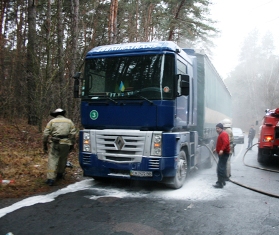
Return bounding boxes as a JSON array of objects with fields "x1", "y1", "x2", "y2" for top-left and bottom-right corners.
[{"x1": 81, "y1": 54, "x2": 175, "y2": 100}]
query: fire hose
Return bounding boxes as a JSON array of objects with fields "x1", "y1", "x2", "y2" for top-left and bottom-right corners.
[
  {"x1": 243, "y1": 143, "x2": 279, "y2": 173},
  {"x1": 204, "y1": 143, "x2": 279, "y2": 198}
]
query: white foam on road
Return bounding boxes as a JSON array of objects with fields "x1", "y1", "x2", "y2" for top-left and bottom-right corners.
[
  {"x1": 86, "y1": 175, "x2": 227, "y2": 201},
  {"x1": 0, "y1": 179, "x2": 92, "y2": 218},
  {"x1": 0, "y1": 173, "x2": 229, "y2": 218}
]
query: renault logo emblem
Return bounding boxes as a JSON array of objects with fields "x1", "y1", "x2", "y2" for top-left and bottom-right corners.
[{"x1": 115, "y1": 136, "x2": 125, "y2": 150}]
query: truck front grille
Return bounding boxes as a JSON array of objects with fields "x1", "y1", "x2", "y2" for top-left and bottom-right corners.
[{"x1": 95, "y1": 130, "x2": 149, "y2": 163}]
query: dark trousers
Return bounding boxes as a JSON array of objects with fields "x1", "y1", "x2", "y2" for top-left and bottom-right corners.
[
  {"x1": 217, "y1": 153, "x2": 229, "y2": 180},
  {"x1": 247, "y1": 138, "x2": 254, "y2": 149}
]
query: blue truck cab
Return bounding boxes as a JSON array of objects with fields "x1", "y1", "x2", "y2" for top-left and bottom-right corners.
[{"x1": 74, "y1": 41, "x2": 231, "y2": 189}]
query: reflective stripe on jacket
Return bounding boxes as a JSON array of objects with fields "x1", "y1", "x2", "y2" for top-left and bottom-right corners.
[{"x1": 43, "y1": 115, "x2": 77, "y2": 145}]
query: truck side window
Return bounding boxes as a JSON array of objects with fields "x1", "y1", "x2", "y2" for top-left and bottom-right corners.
[
  {"x1": 177, "y1": 60, "x2": 187, "y2": 75},
  {"x1": 177, "y1": 60, "x2": 187, "y2": 95}
]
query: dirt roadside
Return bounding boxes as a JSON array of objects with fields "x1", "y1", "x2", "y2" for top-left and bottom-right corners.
[{"x1": 0, "y1": 118, "x2": 83, "y2": 206}]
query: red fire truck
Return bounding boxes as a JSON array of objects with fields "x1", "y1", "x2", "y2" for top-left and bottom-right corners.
[{"x1": 258, "y1": 108, "x2": 279, "y2": 163}]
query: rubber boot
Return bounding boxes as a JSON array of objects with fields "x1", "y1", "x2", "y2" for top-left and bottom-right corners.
[
  {"x1": 45, "y1": 179, "x2": 54, "y2": 186},
  {"x1": 224, "y1": 176, "x2": 230, "y2": 181},
  {"x1": 56, "y1": 173, "x2": 64, "y2": 180},
  {"x1": 221, "y1": 177, "x2": 226, "y2": 186},
  {"x1": 213, "y1": 177, "x2": 223, "y2": 188}
]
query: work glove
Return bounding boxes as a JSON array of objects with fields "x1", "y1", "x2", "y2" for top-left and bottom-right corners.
[
  {"x1": 66, "y1": 161, "x2": 73, "y2": 168},
  {"x1": 43, "y1": 143, "x2": 48, "y2": 154}
]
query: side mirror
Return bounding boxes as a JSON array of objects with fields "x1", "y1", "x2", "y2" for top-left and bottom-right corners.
[
  {"x1": 73, "y1": 72, "x2": 81, "y2": 98},
  {"x1": 73, "y1": 72, "x2": 81, "y2": 79},
  {"x1": 180, "y1": 74, "x2": 190, "y2": 96}
]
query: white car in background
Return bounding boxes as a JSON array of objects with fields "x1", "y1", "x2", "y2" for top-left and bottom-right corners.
[{"x1": 232, "y1": 127, "x2": 244, "y2": 144}]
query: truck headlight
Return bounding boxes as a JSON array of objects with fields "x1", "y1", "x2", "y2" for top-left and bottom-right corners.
[
  {"x1": 83, "y1": 132, "x2": 91, "y2": 152},
  {"x1": 151, "y1": 133, "x2": 162, "y2": 156}
]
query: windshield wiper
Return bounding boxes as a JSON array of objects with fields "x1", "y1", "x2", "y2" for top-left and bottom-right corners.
[
  {"x1": 129, "y1": 91, "x2": 153, "y2": 105},
  {"x1": 91, "y1": 93, "x2": 118, "y2": 104},
  {"x1": 104, "y1": 96, "x2": 118, "y2": 104}
]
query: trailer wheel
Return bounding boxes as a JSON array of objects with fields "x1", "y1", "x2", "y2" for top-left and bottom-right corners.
[{"x1": 167, "y1": 150, "x2": 188, "y2": 189}]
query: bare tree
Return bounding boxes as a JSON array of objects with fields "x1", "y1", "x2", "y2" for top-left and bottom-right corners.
[
  {"x1": 57, "y1": 0, "x2": 65, "y2": 108},
  {"x1": 67, "y1": 0, "x2": 80, "y2": 120},
  {"x1": 27, "y1": 0, "x2": 38, "y2": 125},
  {"x1": 0, "y1": 0, "x2": 8, "y2": 80}
]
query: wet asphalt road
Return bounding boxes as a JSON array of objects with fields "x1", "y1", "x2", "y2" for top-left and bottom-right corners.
[{"x1": 1, "y1": 138, "x2": 279, "y2": 235}]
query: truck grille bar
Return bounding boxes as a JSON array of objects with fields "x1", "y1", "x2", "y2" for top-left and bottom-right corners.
[{"x1": 148, "y1": 158, "x2": 160, "y2": 169}]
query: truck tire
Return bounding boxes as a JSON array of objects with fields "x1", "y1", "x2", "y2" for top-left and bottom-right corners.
[{"x1": 167, "y1": 150, "x2": 188, "y2": 189}]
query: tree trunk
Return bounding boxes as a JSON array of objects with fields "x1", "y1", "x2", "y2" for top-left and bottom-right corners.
[
  {"x1": 67, "y1": 0, "x2": 79, "y2": 120},
  {"x1": 168, "y1": 0, "x2": 186, "y2": 41},
  {"x1": 141, "y1": 2, "x2": 153, "y2": 41},
  {"x1": 57, "y1": 0, "x2": 64, "y2": 108},
  {"x1": 27, "y1": 0, "x2": 38, "y2": 125},
  {"x1": 109, "y1": 0, "x2": 118, "y2": 44},
  {"x1": 0, "y1": 0, "x2": 8, "y2": 81}
]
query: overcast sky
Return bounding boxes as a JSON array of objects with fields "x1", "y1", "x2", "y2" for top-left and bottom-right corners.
[{"x1": 209, "y1": 0, "x2": 279, "y2": 79}]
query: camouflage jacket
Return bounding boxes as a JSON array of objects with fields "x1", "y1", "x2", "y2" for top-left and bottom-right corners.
[
  {"x1": 224, "y1": 127, "x2": 234, "y2": 153},
  {"x1": 43, "y1": 115, "x2": 77, "y2": 145}
]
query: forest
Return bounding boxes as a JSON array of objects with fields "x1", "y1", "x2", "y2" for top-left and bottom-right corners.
[
  {"x1": 0, "y1": 0, "x2": 217, "y2": 131},
  {"x1": 0, "y1": 0, "x2": 278, "y2": 132},
  {"x1": 225, "y1": 30, "x2": 279, "y2": 131}
]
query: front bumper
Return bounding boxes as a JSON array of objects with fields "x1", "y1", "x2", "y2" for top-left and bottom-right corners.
[
  {"x1": 234, "y1": 137, "x2": 244, "y2": 144},
  {"x1": 79, "y1": 153, "x2": 178, "y2": 181}
]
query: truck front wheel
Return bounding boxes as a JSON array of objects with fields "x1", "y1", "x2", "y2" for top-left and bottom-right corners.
[{"x1": 167, "y1": 150, "x2": 188, "y2": 189}]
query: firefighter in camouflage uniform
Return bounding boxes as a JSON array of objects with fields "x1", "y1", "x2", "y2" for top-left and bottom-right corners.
[
  {"x1": 43, "y1": 108, "x2": 77, "y2": 186},
  {"x1": 222, "y1": 118, "x2": 234, "y2": 180}
]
